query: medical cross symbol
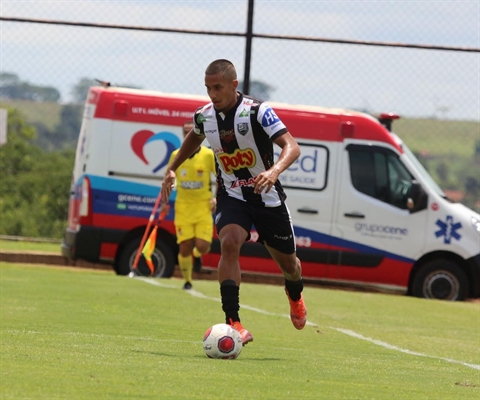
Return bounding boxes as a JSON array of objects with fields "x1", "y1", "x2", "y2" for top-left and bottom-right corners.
[{"x1": 435, "y1": 215, "x2": 462, "y2": 244}]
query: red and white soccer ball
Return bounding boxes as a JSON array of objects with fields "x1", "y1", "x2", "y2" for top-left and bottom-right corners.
[{"x1": 203, "y1": 323, "x2": 243, "y2": 359}]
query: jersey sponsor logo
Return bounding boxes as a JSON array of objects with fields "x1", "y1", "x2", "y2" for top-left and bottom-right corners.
[
  {"x1": 197, "y1": 113, "x2": 210, "y2": 124},
  {"x1": 237, "y1": 123, "x2": 249, "y2": 136},
  {"x1": 131, "y1": 130, "x2": 181, "y2": 173},
  {"x1": 274, "y1": 234, "x2": 292, "y2": 241},
  {"x1": 219, "y1": 129, "x2": 236, "y2": 143},
  {"x1": 261, "y1": 107, "x2": 280, "y2": 127},
  {"x1": 239, "y1": 108, "x2": 249, "y2": 117},
  {"x1": 231, "y1": 177, "x2": 256, "y2": 189},
  {"x1": 435, "y1": 215, "x2": 462, "y2": 244},
  {"x1": 217, "y1": 148, "x2": 256, "y2": 173},
  {"x1": 180, "y1": 181, "x2": 204, "y2": 190}
]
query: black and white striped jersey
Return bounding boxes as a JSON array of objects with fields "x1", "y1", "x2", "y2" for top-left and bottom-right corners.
[{"x1": 193, "y1": 92, "x2": 288, "y2": 207}]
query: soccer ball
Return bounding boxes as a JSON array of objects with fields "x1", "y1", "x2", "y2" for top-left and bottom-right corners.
[{"x1": 203, "y1": 323, "x2": 243, "y2": 359}]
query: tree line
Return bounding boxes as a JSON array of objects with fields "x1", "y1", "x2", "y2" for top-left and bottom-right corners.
[
  {"x1": 0, "y1": 73, "x2": 275, "y2": 152},
  {"x1": 0, "y1": 108, "x2": 73, "y2": 238}
]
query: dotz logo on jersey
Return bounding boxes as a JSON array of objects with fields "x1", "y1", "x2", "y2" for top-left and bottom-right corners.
[
  {"x1": 435, "y1": 215, "x2": 462, "y2": 244},
  {"x1": 218, "y1": 148, "x2": 256, "y2": 173},
  {"x1": 262, "y1": 107, "x2": 280, "y2": 127},
  {"x1": 131, "y1": 130, "x2": 181, "y2": 173}
]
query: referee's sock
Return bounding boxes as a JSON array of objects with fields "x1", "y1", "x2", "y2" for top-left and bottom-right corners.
[{"x1": 178, "y1": 254, "x2": 193, "y2": 284}]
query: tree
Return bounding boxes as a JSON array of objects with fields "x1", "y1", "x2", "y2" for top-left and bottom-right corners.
[
  {"x1": 0, "y1": 107, "x2": 39, "y2": 176},
  {"x1": 0, "y1": 108, "x2": 74, "y2": 238},
  {"x1": 71, "y1": 78, "x2": 97, "y2": 104},
  {"x1": 54, "y1": 104, "x2": 83, "y2": 147},
  {"x1": 71, "y1": 77, "x2": 142, "y2": 104},
  {"x1": 0, "y1": 72, "x2": 61, "y2": 102}
]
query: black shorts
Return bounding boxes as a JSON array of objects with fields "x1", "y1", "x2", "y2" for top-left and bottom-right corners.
[{"x1": 214, "y1": 195, "x2": 296, "y2": 254}]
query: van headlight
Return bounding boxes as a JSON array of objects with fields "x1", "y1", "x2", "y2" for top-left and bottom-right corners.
[{"x1": 472, "y1": 216, "x2": 480, "y2": 234}]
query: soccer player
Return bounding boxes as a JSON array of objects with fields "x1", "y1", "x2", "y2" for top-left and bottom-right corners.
[
  {"x1": 161, "y1": 121, "x2": 216, "y2": 290},
  {"x1": 161, "y1": 59, "x2": 307, "y2": 344}
]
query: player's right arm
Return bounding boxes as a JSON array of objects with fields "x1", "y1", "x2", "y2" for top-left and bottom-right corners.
[{"x1": 161, "y1": 129, "x2": 204, "y2": 202}]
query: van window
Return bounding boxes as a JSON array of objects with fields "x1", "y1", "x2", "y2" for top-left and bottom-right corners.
[{"x1": 348, "y1": 145, "x2": 413, "y2": 209}]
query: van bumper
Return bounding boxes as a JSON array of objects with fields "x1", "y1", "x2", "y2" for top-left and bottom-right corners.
[
  {"x1": 466, "y1": 254, "x2": 480, "y2": 298},
  {"x1": 61, "y1": 226, "x2": 125, "y2": 263}
]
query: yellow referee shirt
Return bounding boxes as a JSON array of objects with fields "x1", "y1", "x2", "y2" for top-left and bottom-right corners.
[{"x1": 169, "y1": 146, "x2": 216, "y2": 204}]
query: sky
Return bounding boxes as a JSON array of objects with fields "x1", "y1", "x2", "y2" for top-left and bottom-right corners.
[{"x1": 1, "y1": 0, "x2": 479, "y2": 120}]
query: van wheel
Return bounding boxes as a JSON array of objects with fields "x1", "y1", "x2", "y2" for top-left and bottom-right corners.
[
  {"x1": 117, "y1": 238, "x2": 176, "y2": 278},
  {"x1": 411, "y1": 260, "x2": 468, "y2": 301}
]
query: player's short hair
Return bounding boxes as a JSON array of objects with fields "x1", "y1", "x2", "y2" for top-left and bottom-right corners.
[{"x1": 205, "y1": 59, "x2": 237, "y2": 81}]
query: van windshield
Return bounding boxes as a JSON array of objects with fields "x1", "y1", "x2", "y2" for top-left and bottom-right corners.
[{"x1": 399, "y1": 139, "x2": 447, "y2": 199}]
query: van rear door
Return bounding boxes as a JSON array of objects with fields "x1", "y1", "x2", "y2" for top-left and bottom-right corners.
[{"x1": 279, "y1": 139, "x2": 340, "y2": 279}]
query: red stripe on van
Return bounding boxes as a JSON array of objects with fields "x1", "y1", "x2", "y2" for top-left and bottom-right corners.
[
  {"x1": 92, "y1": 89, "x2": 207, "y2": 125},
  {"x1": 90, "y1": 87, "x2": 401, "y2": 151}
]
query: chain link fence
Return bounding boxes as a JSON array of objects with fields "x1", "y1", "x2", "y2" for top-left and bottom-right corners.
[{"x1": 1, "y1": 0, "x2": 479, "y2": 211}]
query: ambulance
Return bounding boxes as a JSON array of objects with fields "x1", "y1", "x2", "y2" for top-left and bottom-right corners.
[{"x1": 61, "y1": 86, "x2": 480, "y2": 301}]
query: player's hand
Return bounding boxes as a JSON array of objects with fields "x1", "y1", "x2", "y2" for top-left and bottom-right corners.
[
  {"x1": 161, "y1": 170, "x2": 176, "y2": 203},
  {"x1": 210, "y1": 197, "x2": 217, "y2": 214},
  {"x1": 253, "y1": 171, "x2": 278, "y2": 194},
  {"x1": 159, "y1": 202, "x2": 170, "y2": 215}
]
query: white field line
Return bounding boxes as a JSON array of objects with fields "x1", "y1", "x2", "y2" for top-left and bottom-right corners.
[
  {"x1": 332, "y1": 328, "x2": 480, "y2": 371},
  {"x1": 136, "y1": 276, "x2": 480, "y2": 371}
]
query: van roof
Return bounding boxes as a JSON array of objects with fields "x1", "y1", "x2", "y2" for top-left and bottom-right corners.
[
  {"x1": 89, "y1": 85, "x2": 376, "y2": 120},
  {"x1": 88, "y1": 86, "x2": 400, "y2": 151}
]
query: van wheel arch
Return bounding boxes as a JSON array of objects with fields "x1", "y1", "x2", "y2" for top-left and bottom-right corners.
[
  {"x1": 115, "y1": 228, "x2": 178, "y2": 277},
  {"x1": 409, "y1": 255, "x2": 469, "y2": 301}
]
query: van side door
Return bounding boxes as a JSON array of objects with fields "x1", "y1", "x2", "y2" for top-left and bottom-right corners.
[{"x1": 332, "y1": 142, "x2": 428, "y2": 288}]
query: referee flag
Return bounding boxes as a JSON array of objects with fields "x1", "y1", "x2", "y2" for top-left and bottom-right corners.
[{"x1": 141, "y1": 226, "x2": 157, "y2": 274}]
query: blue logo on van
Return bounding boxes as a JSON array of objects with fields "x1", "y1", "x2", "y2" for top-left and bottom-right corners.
[
  {"x1": 131, "y1": 130, "x2": 181, "y2": 173},
  {"x1": 435, "y1": 215, "x2": 462, "y2": 244}
]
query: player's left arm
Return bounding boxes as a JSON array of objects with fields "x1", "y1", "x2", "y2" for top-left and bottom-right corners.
[{"x1": 254, "y1": 132, "x2": 300, "y2": 194}]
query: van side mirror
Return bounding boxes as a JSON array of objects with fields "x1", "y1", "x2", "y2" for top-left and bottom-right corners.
[{"x1": 407, "y1": 180, "x2": 428, "y2": 213}]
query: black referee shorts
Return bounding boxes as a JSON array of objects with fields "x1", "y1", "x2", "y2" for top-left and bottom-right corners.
[{"x1": 214, "y1": 195, "x2": 296, "y2": 255}]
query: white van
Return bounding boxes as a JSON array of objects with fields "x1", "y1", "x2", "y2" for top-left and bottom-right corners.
[{"x1": 62, "y1": 86, "x2": 480, "y2": 301}]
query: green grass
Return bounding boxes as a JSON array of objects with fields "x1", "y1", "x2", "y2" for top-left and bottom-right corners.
[
  {"x1": 0, "y1": 100, "x2": 62, "y2": 131},
  {"x1": 394, "y1": 118, "x2": 479, "y2": 158},
  {"x1": 1, "y1": 263, "x2": 479, "y2": 399},
  {"x1": 0, "y1": 239, "x2": 61, "y2": 254}
]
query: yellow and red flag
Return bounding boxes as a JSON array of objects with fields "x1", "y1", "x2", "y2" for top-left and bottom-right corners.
[{"x1": 141, "y1": 226, "x2": 157, "y2": 274}]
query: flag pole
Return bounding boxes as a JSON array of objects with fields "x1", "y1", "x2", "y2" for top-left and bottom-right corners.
[{"x1": 131, "y1": 190, "x2": 163, "y2": 273}]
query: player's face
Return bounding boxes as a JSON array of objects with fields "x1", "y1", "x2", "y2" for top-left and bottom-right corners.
[{"x1": 205, "y1": 73, "x2": 238, "y2": 113}]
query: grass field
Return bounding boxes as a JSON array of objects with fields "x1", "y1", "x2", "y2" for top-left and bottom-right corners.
[
  {"x1": 1, "y1": 263, "x2": 479, "y2": 399},
  {"x1": 0, "y1": 239, "x2": 61, "y2": 254},
  {"x1": 394, "y1": 118, "x2": 478, "y2": 158},
  {"x1": 0, "y1": 100, "x2": 62, "y2": 131}
]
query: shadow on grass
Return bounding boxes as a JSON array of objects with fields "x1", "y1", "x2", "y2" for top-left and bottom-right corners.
[{"x1": 132, "y1": 350, "x2": 283, "y2": 361}]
